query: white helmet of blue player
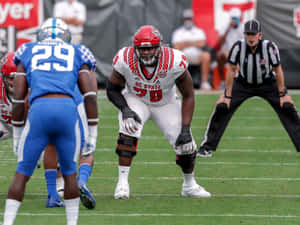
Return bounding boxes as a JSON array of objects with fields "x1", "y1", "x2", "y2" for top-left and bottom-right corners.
[{"x1": 37, "y1": 17, "x2": 71, "y2": 43}]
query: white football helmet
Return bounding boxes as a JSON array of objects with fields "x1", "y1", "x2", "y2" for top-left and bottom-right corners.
[{"x1": 37, "y1": 17, "x2": 71, "y2": 43}]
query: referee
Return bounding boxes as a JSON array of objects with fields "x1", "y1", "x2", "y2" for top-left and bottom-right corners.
[{"x1": 198, "y1": 19, "x2": 300, "y2": 157}]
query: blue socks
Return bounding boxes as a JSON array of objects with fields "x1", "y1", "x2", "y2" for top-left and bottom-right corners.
[
  {"x1": 45, "y1": 169, "x2": 59, "y2": 198},
  {"x1": 77, "y1": 164, "x2": 92, "y2": 187}
]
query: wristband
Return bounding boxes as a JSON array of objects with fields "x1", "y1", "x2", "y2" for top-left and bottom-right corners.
[
  {"x1": 13, "y1": 126, "x2": 24, "y2": 138},
  {"x1": 88, "y1": 125, "x2": 98, "y2": 138},
  {"x1": 279, "y1": 88, "x2": 288, "y2": 97},
  {"x1": 181, "y1": 125, "x2": 190, "y2": 134}
]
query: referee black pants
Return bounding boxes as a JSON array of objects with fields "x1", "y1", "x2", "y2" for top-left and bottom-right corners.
[{"x1": 200, "y1": 78, "x2": 300, "y2": 152}]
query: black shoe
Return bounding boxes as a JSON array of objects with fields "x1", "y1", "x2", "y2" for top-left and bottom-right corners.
[{"x1": 197, "y1": 147, "x2": 212, "y2": 158}]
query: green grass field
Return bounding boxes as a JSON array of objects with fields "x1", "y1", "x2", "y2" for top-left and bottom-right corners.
[{"x1": 1, "y1": 92, "x2": 300, "y2": 225}]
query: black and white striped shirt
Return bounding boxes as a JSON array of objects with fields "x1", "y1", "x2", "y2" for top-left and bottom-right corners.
[{"x1": 228, "y1": 39, "x2": 280, "y2": 85}]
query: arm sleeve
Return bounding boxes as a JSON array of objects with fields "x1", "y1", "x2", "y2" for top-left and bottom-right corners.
[
  {"x1": 268, "y1": 42, "x2": 281, "y2": 67},
  {"x1": 106, "y1": 80, "x2": 128, "y2": 112},
  {"x1": 227, "y1": 41, "x2": 240, "y2": 65}
]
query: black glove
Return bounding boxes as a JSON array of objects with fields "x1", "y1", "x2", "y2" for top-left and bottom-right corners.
[
  {"x1": 122, "y1": 107, "x2": 141, "y2": 123},
  {"x1": 175, "y1": 125, "x2": 192, "y2": 146},
  {"x1": 0, "y1": 130, "x2": 4, "y2": 138}
]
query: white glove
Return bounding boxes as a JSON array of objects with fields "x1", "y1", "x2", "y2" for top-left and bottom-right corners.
[
  {"x1": 175, "y1": 140, "x2": 197, "y2": 155},
  {"x1": 13, "y1": 126, "x2": 24, "y2": 157},
  {"x1": 124, "y1": 118, "x2": 141, "y2": 135},
  {"x1": 122, "y1": 107, "x2": 141, "y2": 135}
]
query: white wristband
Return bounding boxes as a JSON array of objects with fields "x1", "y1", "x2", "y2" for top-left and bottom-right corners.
[
  {"x1": 13, "y1": 126, "x2": 24, "y2": 138},
  {"x1": 88, "y1": 125, "x2": 98, "y2": 138}
]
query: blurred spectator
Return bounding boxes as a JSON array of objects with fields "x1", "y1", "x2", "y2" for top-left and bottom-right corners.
[
  {"x1": 53, "y1": 0, "x2": 86, "y2": 44},
  {"x1": 216, "y1": 8, "x2": 243, "y2": 89},
  {"x1": 172, "y1": 9, "x2": 212, "y2": 90}
]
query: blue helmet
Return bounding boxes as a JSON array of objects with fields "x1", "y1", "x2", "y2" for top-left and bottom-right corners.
[{"x1": 37, "y1": 17, "x2": 71, "y2": 43}]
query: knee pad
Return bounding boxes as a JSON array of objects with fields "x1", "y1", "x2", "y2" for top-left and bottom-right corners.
[
  {"x1": 176, "y1": 152, "x2": 196, "y2": 170},
  {"x1": 216, "y1": 102, "x2": 229, "y2": 113},
  {"x1": 116, "y1": 133, "x2": 138, "y2": 158}
]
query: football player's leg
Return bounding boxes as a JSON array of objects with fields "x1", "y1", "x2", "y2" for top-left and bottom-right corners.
[
  {"x1": 152, "y1": 99, "x2": 210, "y2": 198},
  {"x1": 56, "y1": 168, "x2": 64, "y2": 198},
  {"x1": 114, "y1": 96, "x2": 148, "y2": 200},
  {"x1": 114, "y1": 133, "x2": 138, "y2": 200},
  {"x1": 4, "y1": 114, "x2": 48, "y2": 225},
  {"x1": 76, "y1": 102, "x2": 96, "y2": 209},
  {"x1": 77, "y1": 102, "x2": 94, "y2": 186},
  {"x1": 43, "y1": 143, "x2": 65, "y2": 207},
  {"x1": 55, "y1": 110, "x2": 81, "y2": 225},
  {"x1": 78, "y1": 154, "x2": 95, "y2": 209}
]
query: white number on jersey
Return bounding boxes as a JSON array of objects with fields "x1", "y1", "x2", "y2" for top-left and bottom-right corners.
[{"x1": 31, "y1": 45, "x2": 75, "y2": 71}]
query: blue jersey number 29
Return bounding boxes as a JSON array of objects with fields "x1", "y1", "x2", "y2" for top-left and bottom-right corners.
[{"x1": 31, "y1": 45, "x2": 74, "y2": 72}]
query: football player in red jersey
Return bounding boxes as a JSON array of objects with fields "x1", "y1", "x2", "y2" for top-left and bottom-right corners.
[
  {"x1": 107, "y1": 25, "x2": 211, "y2": 199},
  {"x1": 0, "y1": 53, "x2": 18, "y2": 143}
]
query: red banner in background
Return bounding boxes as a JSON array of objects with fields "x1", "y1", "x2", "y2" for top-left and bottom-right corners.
[
  {"x1": 192, "y1": 0, "x2": 256, "y2": 49},
  {"x1": 192, "y1": 0, "x2": 218, "y2": 48},
  {"x1": 0, "y1": 0, "x2": 43, "y2": 49}
]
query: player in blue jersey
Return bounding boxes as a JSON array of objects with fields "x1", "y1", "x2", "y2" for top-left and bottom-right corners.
[
  {"x1": 43, "y1": 78, "x2": 98, "y2": 209},
  {"x1": 2, "y1": 18, "x2": 98, "y2": 225},
  {"x1": 42, "y1": 73, "x2": 98, "y2": 209}
]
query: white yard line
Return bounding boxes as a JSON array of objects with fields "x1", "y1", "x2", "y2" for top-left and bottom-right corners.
[
  {"x1": 94, "y1": 148, "x2": 293, "y2": 153},
  {"x1": 0, "y1": 192, "x2": 300, "y2": 198},
  {"x1": 100, "y1": 125, "x2": 284, "y2": 130},
  {"x1": 100, "y1": 115, "x2": 281, "y2": 120},
  {"x1": 0, "y1": 176, "x2": 299, "y2": 181},
  {"x1": 0, "y1": 148, "x2": 294, "y2": 153},
  {"x1": 0, "y1": 161, "x2": 299, "y2": 166},
  {"x1": 99, "y1": 136, "x2": 289, "y2": 140},
  {"x1": 1, "y1": 212, "x2": 300, "y2": 218}
]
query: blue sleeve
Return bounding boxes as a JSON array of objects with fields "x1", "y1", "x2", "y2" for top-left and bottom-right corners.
[
  {"x1": 14, "y1": 43, "x2": 29, "y2": 66},
  {"x1": 77, "y1": 44, "x2": 96, "y2": 71}
]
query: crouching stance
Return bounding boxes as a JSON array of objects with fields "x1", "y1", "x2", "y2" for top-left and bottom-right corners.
[
  {"x1": 2, "y1": 18, "x2": 98, "y2": 225},
  {"x1": 107, "y1": 25, "x2": 211, "y2": 199},
  {"x1": 198, "y1": 19, "x2": 300, "y2": 157}
]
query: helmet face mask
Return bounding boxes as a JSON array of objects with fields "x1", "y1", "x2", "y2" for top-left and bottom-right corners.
[
  {"x1": 0, "y1": 52, "x2": 17, "y2": 96},
  {"x1": 133, "y1": 25, "x2": 162, "y2": 66},
  {"x1": 37, "y1": 17, "x2": 71, "y2": 43},
  {"x1": 135, "y1": 46, "x2": 160, "y2": 66}
]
